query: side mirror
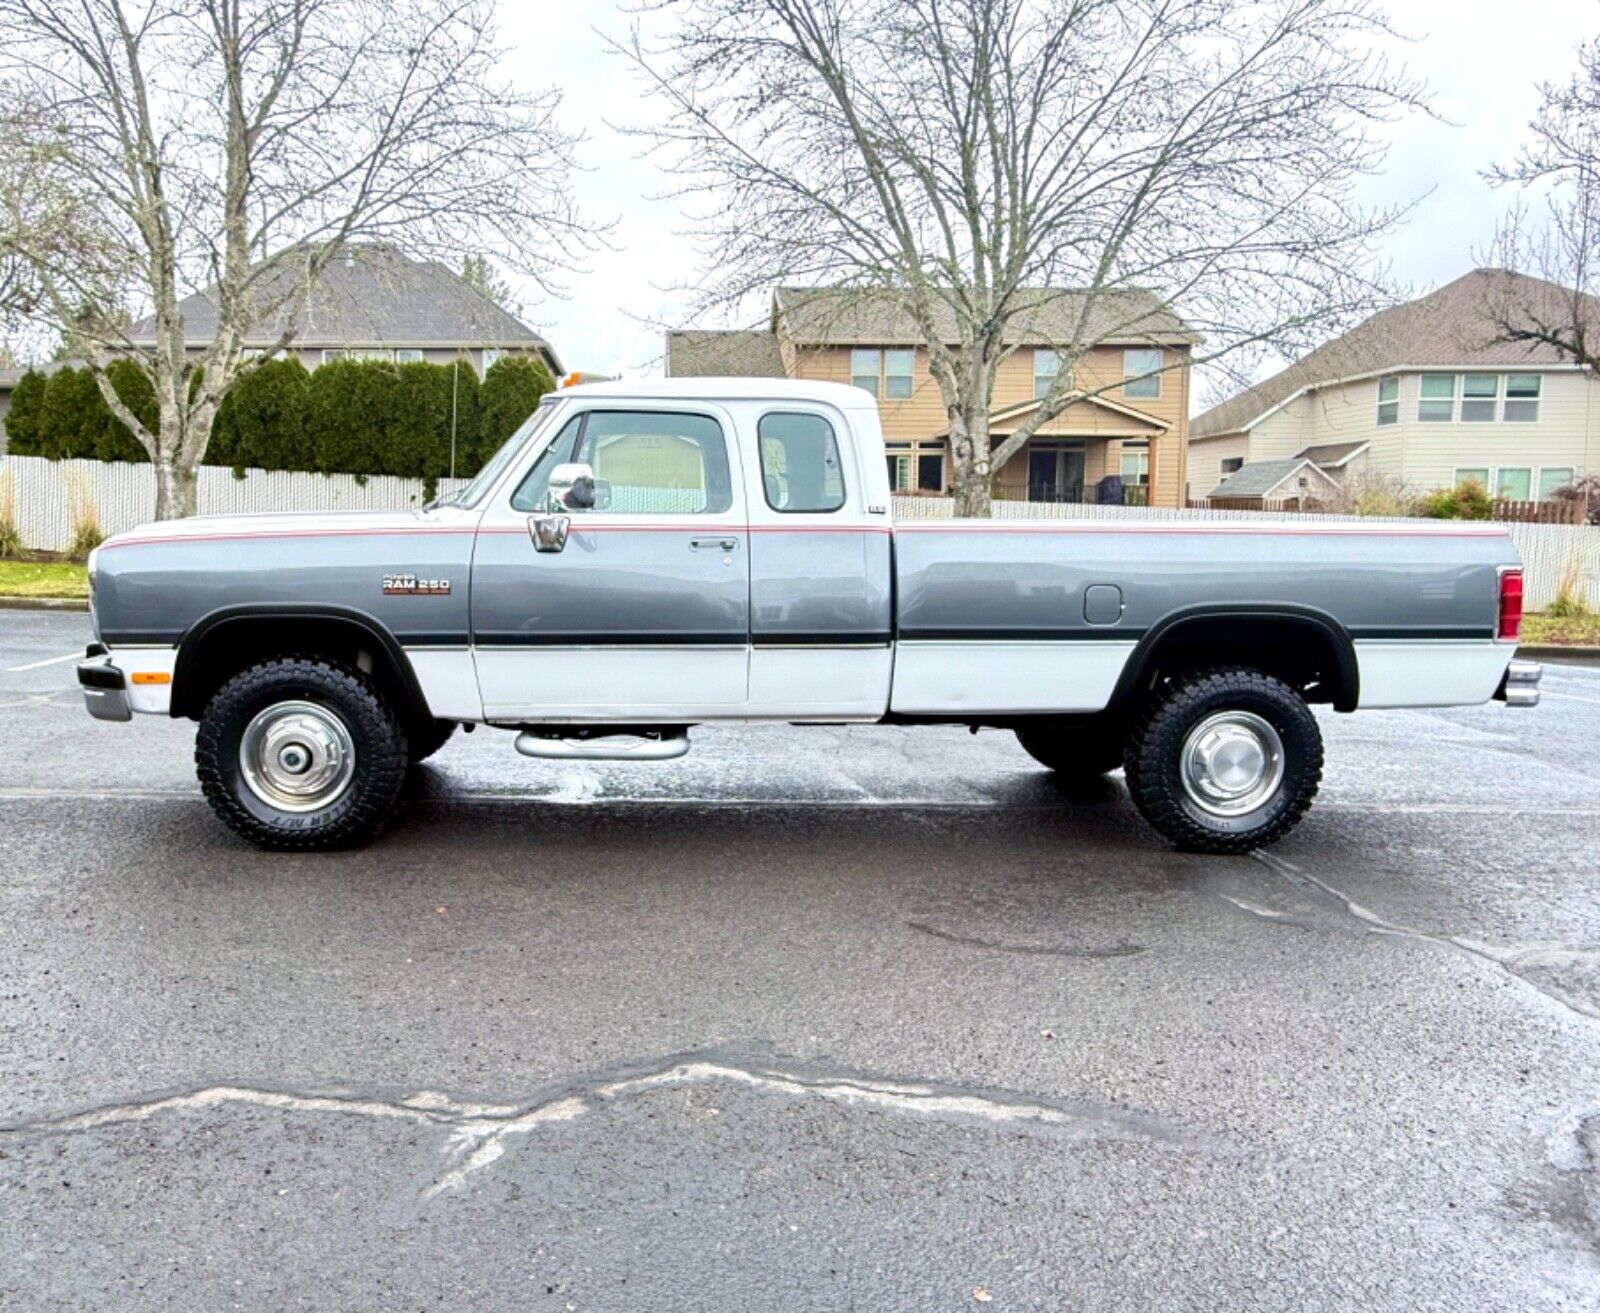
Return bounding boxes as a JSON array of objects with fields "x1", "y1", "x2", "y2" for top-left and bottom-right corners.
[{"x1": 547, "y1": 462, "x2": 596, "y2": 511}]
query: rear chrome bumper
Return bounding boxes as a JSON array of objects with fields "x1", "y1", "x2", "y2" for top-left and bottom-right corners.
[
  {"x1": 78, "y1": 656, "x2": 131, "y2": 722},
  {"x1": 1497, "y1": 659, "x2": 1542, "y2": 708}
]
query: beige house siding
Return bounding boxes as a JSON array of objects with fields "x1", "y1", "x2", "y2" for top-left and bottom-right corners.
[
  {"x1": 789, "y1": 342, "x2": 1191, "y2": 506},
  {"x1": 1221, "y1": 366, "x2": 1600, "y2": 497},
  {"x1": 1188, "y1": 432, "x2": 1249, "y2": 496}
]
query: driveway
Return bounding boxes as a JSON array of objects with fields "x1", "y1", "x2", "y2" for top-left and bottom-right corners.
[{"x1": 1, "y1": 609, "x2": 1597, "y2": 1311}]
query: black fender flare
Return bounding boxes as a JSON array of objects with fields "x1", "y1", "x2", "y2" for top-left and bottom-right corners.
[
  {"x1": 1106, "y1": 603, "x2": 1360, "y2": 713},
  {"x1": 170, "y1": 603, "x2": 432, "y2": 723}
]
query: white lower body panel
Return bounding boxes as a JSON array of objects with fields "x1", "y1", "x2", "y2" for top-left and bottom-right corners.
[
  {"x1": 407, "y1": 648, "x2": 483, "y2": 721},
  {"x1": 1355, "y1": 640, "x2": 1512, "y2": 708},
  {"x1": 473, "y1": 645, "x2": 749, "y2": 721},
  {"x1": 889, "y1": 641, "x2": 1136, "y2": 715},
  {"x1": 106, "y1": 645, "x2": 178, "y2": 715},
  {"x1": 748, "y1": 646, "x2": 893, "y2": 719}
]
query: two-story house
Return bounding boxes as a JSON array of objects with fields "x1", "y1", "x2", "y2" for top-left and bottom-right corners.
[
  {"x1": 666, "y1": 287, "x2": 1200, "y2": 508},
  {"x1": 1191, "y1": 269, "x2": 1600, "y2": 504},
  {"x1": 125, "y1": 243, "x2": 564, "y2": 378}
]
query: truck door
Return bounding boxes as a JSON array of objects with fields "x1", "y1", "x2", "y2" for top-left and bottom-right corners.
[
  {"x1": 470, "y1": 403, "x2": 751, "y2": 720},
  {"x1": 737, "y1": 401, "x2": 894, "y2": 719}
]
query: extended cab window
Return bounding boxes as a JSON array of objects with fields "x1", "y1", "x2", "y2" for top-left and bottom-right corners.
[{"x1": 758, "y1": 412, "x2": 846, "y2": 512}]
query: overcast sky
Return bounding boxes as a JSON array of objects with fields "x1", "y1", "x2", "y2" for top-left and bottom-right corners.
[{"x1": 497, "y1": 1, "x2": 1598, "y2": 395}]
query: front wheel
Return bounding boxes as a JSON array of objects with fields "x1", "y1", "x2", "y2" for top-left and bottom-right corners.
[
  {"x1": 195, "y1": 656, "x2": 410, "y2": 851},
  {"x1": 1123, "y1": 667, "x2": 1322, "y2": 854}
]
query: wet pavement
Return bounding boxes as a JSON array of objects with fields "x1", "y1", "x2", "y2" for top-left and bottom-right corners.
[{"x1": 1, "y1": 609, "x2": 1597, "y2": 1311}]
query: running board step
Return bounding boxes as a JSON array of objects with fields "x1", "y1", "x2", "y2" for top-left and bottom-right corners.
[{"x1": 513, "y1": 728, "x2": 690, "y2": 762}]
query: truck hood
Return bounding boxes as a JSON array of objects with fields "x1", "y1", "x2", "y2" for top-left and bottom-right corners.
[{"x1": 100, "y1": 506, "x2": 471, "y2": 550}]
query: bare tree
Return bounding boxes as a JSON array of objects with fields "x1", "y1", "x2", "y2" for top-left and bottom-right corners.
[
  {"x1": 1484, "y1": 33, "x2": 1600, "y2": 371},
  {"x1": 0, "y1": 0, "x2": 590, "y2": 518},
  {"x1": 622, "y1": 0, "x2": 1420, "y2": 514}
]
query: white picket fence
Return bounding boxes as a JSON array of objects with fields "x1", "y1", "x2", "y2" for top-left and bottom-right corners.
[
  {"x1": 3, "y1": 453, "x2": 1596, "y2": 610},
  {"x1": 0, "y1": 454, "x2": 469, "y2": 553}
]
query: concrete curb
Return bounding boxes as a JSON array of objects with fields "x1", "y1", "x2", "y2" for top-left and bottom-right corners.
[
  {"x1": 0, "y1": 596, "x2": 89, "y2": 612},
  {"x1": 1519, "y1": 643, "x2": 1600, "y2": 667}
]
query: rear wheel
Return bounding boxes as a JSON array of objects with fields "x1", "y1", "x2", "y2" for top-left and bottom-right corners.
[
  {"x1": 1015, "y1": 725, "x2": 1124, "y2": 778},
  {"x1": 195, "y1": 656, "x2": 409, "y2": 851},
  {"x1": 1123, "y1": 667, "x2": 1322, "y2": 853}
]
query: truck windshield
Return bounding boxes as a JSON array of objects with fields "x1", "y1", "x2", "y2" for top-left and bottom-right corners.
[{"x1": 435, "y1": 397, "x2": 563, "y2": 509}]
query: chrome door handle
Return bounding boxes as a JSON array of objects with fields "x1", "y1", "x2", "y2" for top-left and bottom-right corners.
[
  {"x1": 529, "y1": 514, "x2": 570, "y2": 553},
  {"x1": 690, "y1": 536, "x2": 738, "y2": 551}
]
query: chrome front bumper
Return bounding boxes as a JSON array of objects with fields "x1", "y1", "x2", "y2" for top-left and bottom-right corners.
[
  {"x1": 77, "y1": 655, "x2": 131, "y2": 722},
  {"x1": 1498, "y1": 659, "x2": 1542, "y2": 708}
]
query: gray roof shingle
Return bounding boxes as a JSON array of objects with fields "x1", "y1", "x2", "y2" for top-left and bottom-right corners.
[
  {"x1": 1295, "y1": 440, "x2": 1370, "y2": 467},
  {"x1": 773, "y1": 286, "x2": 1200, "y2": 347},
  {"x1": 128, "y1": 244, "x2": 560, "y2": 368},
  {"x1": 1193, "y1": 269, "x2": 1597, "y2": 439},
  {"x1": 1207, "y1": 458, "x2": 1315, "y2": 498},
  {"x1": 665, "y1": 330, "x2": 785, "y2": 377}
]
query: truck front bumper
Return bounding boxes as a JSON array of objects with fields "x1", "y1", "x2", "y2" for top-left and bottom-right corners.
[
  {"x1": 78, "y1": 655, "x2": 131, "y2": 722},
  {"x1": 1496, "y1": 659, "x2": 1542, "y2": 708}
]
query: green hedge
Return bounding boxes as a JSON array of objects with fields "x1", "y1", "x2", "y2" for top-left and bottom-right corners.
[{"x1": 5, "y1": 355, "x2": 549, "y2": 481}]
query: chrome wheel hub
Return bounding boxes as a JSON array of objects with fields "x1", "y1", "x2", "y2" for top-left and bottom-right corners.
[
  {"x1": 1179, "y1": 711, "x2": 1284, "y2": 817},
  {"x1": 238, "y1": 700, "x2": 356, "y2": 813}
]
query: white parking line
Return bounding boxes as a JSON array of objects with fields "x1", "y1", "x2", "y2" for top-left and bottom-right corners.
[{"x1": 5, "y1": 651, "x2": 82, "y2": 672}]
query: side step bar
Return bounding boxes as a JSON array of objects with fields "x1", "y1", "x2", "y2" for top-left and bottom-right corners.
[
  {"x1": 514, "y1": 727, "x2": 690, "y2": 762},
  {"x1": 1498, "y1": 659, "x2": 1542, "y2": 708}
]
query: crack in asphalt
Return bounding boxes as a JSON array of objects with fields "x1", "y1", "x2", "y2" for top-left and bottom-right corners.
[
  {"x1": 0, "y1": 1047, "x2": 1233, "y2": 1204},
  {"x1": 906, "y1": 920, "x2": 1147, "y2": 959},
  {"x1": 1250, "y1": 852, "x2": 1600, "y2": 1023}
]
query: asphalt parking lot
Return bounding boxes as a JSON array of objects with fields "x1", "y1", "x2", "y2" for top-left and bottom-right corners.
[{"x1": 1, "y1": 608, "x2": 1597, "y2": 1311}]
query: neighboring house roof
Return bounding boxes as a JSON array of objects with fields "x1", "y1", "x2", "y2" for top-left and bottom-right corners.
[
  {"x1": 664, "y1": 329, "x2": 785, "y2": 377},
  {"x1": 1208, "y1": 457, "x2": 1340, "y2": 500},
  {"x1": 773, "y1": 286, "x2": 1201, "y2": 348},
  {"x1": 1295, "y1": 440, "x2": 1370, "y2": 468},
  {"x1": 1192, "y1": 268, "x2": 1598, "y2": 440},
  {"x1": 127, "y1": 244, "x2": 561, "y2": 370}
]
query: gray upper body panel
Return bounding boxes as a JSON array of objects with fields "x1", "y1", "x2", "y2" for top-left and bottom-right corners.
[
  {"x1": 893, "y1": 520, "x2": 1518, "y2": 641},
  {"x1": 92, "y1": 509, "x2": 477, "y2": 646}
]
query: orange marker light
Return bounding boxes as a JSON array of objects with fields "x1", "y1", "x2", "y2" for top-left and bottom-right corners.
[
  {"x1": 562, "y1": 372, "x2": 582, "y2": 388},
  {"x1": 131, "y1": 671, "x2": 172, "y2": 685}
]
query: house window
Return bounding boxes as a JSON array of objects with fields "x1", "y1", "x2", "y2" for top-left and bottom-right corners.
[
  {"x1": 1120, "y1": 443, "x2": 1150, "y2": 485},
  {"x1": 917, "y1": 452, "x2": 944, "y2": 492},
  {"x1": 886, "y1": 447, "x2": 911, "y2": 491},
  {"x1": 884, "y1": 349, "x2": 914, "y2": 400},
  {"x1": 1537, "y1": 467, "x2": 1575, "y2": 500},
  {"x1": 1505, "y1": 374, "x2": 1541, "y2": 421},
  {"x1": 1377, "y1": 377, "x2": 1399, "y2": 426},
  {"x1": 396, "y1": 348, "x2": 424, "y2": 364},
  {"x1": 1418, "y1": 373, "x2": 1457, "y2": 422},
  {"x1": 851, "y1": 348, "x2": 881, "y2": 396},
  {"x1": 1034, "y1": 350, "x2": 1064, "y2": 400},
  {"x1": 1123, "y1": 349, "x2": 1162, "y2": 399},
  {"x1": 1454, "y1": 467, "x2": 1490, "y2": 488},
  {"x1": 1220, "y1": 457, "x2": 1244, "y2": 475},
  {"x1": 1461, "y1": 373, "x2": 1498, "y2": 422},
  {"x1": 1495, "y1": 467, "x2": 1532, "y2": 500}
]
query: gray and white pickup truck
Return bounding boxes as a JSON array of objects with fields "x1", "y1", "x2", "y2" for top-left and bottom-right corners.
[{"x1": 78, "y1": 378, "x2": 1540, "y2": 853}]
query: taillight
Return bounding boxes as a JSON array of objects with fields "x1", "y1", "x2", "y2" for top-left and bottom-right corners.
[{"x1": 1498, "y1": 569, "x2": 1524, "y2": 641}]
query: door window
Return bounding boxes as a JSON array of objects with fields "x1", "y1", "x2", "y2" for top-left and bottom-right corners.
[
  {"x1": 511, "y1": 411, "x2": 733, "y2": 514},
  {"x1": 758, "y1": 412, "x2": 846, "y2": 512}
]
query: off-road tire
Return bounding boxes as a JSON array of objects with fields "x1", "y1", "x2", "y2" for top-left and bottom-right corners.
[
  {"x1": 195, "y1": 656, "x2": 409, "y2": 851},
  {"x1": 1015, "y1": 726, "x2": 1124, "y2": 777},
  {"x1": 1123, "y1": 667, "x2": 1322, "y2": 854},
  {"x1": 407, "y1": 719, "x2": 457, "y2": 765}
]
